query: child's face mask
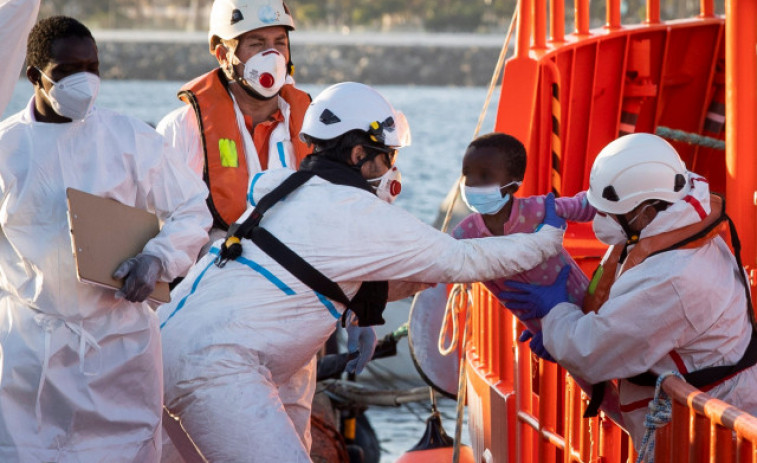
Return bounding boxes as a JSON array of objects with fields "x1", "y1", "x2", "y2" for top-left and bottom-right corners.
[{"x1": 460, "y1": 180, "x2": 521, "y2": 215}]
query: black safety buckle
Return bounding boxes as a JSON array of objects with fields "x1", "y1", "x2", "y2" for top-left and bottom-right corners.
[{"x1": 214, "y1": 235, "x2": 243, "y2": 269}]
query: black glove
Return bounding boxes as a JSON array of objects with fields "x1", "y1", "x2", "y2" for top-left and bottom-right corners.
[{"x1": 113, "y1": 253, "x2": 162, "y2": 302}]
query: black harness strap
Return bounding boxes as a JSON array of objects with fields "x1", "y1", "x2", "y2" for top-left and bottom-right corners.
[
  {"x1": 217, "y1": 170, "x2": 351, "y2": 306},
  {"x1": 249, "y1": 226, "x2": 350, "y2": 307},
  {"x1": 227, "y1": 171, "x2": 316, "y2": 239},
  {"x1": 215, "y1": 170, "x2": 387, "y2": 327},
  {"x1": 626, "y1": 328, "x2": 757, "y2": 388}
]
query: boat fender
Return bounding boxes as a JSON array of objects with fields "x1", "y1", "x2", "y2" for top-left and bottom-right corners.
[{"x1": 408, "y1": 284, "x2": 460, "y2": 397}]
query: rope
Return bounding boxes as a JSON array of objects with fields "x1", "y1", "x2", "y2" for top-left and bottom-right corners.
[
  {"x1": 438, "y1": 283, "x2": 473, "y2": 356},
  {"x1": 447, "y1": 8, "x2": 521, "y2": 462},
  {"x1": 452, "y1": 284, "x2": 473, "y2": 463},
  {"x1": 655, "y1": 126, "x2": 725, "y2": 150},
  {"x1": 635, "y1": 371, "x2": 685, "y2": 463},
  {"x1": 439, "y1": 3, "x2": 520, "y2": 234}
]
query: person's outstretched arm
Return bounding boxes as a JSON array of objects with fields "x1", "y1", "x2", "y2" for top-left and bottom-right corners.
[{"x1": 555, "y1": 191, "x2": 596, "y2": 222}]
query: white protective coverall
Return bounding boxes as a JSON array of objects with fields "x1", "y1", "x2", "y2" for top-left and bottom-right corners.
[
  {"x1": 542, "y1": 175, "x2": 757, "y2": 448},
  {"x1": 0, "y1": 0, "x2": 39, "y2": 117},
  {"x1": 157, "y1": 168, "x2": 565, "y2": 462},
  {"x1": 0, "y1": 99, "x2": 211, "y2": 462}
]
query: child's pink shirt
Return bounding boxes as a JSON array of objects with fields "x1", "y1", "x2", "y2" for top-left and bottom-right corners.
[{"x1": 451, "y1": 192, "x2": 595, "y2": 307}]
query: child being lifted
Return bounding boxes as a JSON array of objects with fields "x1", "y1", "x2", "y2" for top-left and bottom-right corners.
[{"x1": 451, "y1": 132, "x2": 595, "y2": 357}]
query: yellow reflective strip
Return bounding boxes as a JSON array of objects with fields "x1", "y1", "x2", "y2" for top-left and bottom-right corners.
[
  {"x1": 587, "y1": 264, "x2": 603, "y2": 295},
  {"x1": 219, "y1": 138, "x2": 238, "y2": 168}
]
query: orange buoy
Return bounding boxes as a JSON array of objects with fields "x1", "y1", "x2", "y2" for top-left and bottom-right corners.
[
  {"x1": 393, "y1": 412, "x2": 474, "y2": 463},
  {"x1": 394, "y1": 446, "x2": 474, "y2": 463}
]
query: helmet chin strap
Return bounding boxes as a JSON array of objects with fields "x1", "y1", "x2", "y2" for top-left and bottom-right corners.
[
  {"x1": 616, "y1": 213, "x2": 640, "y2": 251},
  {"x1": 285, "y1": 30, "x2": 294, "y2": 76},
  {"x1": 352, "y1": 152, "x2": 373, "y2": 172}
]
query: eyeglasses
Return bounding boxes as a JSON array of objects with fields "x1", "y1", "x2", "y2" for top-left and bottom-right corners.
[{"x1": 364, "y1": 144, "x2": 397, "y2": 166}]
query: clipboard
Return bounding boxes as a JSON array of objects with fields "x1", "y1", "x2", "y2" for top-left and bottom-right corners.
[{"x1": 66, "y1": 188, "x2": 170, "y2": 303}]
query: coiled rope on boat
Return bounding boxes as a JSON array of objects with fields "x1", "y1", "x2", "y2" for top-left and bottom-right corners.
[
  {"x1": 635, "y1": 371, "x2": 685, "y2": 463},
  {"x1": 438, "y1": 283, "x2": 473, "y2": 356}
]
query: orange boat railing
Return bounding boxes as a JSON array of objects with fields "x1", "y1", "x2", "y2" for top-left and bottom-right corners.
[
  {"x1": 466, "y1": 284, "x2": 757, "y2": 462},
  {"x1": 654, "y1": 375, "x2": 757, "y2": 462},
  {"x1": 467, "y1": 284, "x2": 635, "y2": 462},
  {"x1": 465, "y1": 0, "x2": 757, "y2": 461}
]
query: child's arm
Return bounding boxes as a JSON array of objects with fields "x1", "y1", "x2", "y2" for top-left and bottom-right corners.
[{"x1": 555, "y1": 191, "x2": 596, "y2": 222}]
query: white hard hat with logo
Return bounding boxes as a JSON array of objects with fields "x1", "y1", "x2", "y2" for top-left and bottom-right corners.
[
  {"x1": 586, "y1": 133, "x2": 689, "y2": 214},
  {"x1": 300, "y1": 82, "x2": 412, "y2": 149},
  {"x1": 209, "y1": 0, "x2": 295, "y2": 53}
]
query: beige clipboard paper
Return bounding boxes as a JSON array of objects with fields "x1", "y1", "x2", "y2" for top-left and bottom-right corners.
[{"x1": 66, "y1": 188, "x2": 170, "y2": 303}]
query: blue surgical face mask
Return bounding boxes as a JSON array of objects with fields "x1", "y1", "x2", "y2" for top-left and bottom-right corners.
[{"x1": 460, "y1": 180, "x2": 521, "y2": 215}]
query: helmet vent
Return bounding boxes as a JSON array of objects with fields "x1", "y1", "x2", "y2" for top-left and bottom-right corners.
[
  {"x1": 319, "y1": 109, "x2": 341, "y2": 125},
  {"x1": 602, "y1": 186, "x2": 620, "y2": 202},
  {"x1": 673, "y1": 173, "x2": 686, "y2": 192},
  {"x1": 230, "y1": 9, "x2": 244, "y2": 25}
]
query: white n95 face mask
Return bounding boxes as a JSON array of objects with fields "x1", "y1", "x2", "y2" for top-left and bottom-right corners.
[
  {"x1": 460, "y1": 180, "x2": 521, "y2": 215},
  {"x1": 368, "y1": 166, "x2": 402, "y2": 203},
  {"x1": 39, "y1": 71, "x2": 100, "y2": 121},
  {"x1": 592, "y1": 213, "x2": 627, "y2": 245},
  {"x1": 242, "y1": 49, "x2": 287, "y2": 99}
]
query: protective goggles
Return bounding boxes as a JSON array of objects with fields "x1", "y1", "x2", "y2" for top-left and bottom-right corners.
[{"x1": 364, "y1": 143, "x2": 397, "y2": 166}]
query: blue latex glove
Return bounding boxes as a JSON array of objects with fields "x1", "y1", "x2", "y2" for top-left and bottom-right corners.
[
  {"x1": 113, "y1": 253, "x2": 162, "y2": 302},
  {"x1": 499, "y1": 265, "x2": 571, "y2": 320},
  {"x1": 537, "y1": 192, "x2": 567, "y2": 231},
  {"x1": 519, "y1": 329, "x2": 555, "y2": 363},
  {"x1": 345, "y1": 311, "x2": 377, "y2": 374}
]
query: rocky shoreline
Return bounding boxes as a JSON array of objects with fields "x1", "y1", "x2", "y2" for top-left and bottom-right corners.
[{"x1": 95, "y1": 31, "x2": 505, "y2": 86}]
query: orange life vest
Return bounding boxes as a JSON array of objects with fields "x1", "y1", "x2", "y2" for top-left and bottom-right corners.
[
  {"x1": 178, "y1": 69, "x2": 311, "y2": 229},
  {"x1": 583, "y1": 194, "x2": 728, "y2": 314}
]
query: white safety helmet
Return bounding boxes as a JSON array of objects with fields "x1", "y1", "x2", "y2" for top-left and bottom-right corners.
[
  {"x1": 300, "y1": 82, "x2": 412, "y2": 149},
  {"x1": 586, "y1": 133, "x2": 689, "y2": 214},
  {"x1": 209, "y1": 0, "x2": 295, "y2": 53}
]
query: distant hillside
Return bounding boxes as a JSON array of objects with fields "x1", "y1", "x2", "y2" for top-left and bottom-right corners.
[
  {"x1": 39, "y1": 0, "x2": 712, "y2": 34},
  {"x1": 95, "y1": 31, "x2": 505, "y2": 86}
]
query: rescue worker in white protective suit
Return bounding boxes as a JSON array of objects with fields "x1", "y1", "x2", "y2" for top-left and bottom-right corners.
[
  {"x1": 501, "y1": 133, "x2": 757, "y2": 450},
  {"x1": 0, "y1": 16, "x2": 211, "y2": 462},
  {"x1": 157, "y1": 82, "x2": 568, "y2": 462},
  {"x1": 0, "y1": 0, "x2": 40, "y2": 117},
  {"x1": 157, "y1": 0, "x2": 311, "y2": 253}
]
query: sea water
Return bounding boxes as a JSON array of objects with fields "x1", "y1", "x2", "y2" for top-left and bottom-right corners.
[
  {"x1": 5, "y1": 80, "x2": 500, "y2": 461},
  {"x1": 4, "y1": 80, "x2": 499, "y2": 226}
]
